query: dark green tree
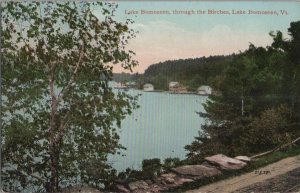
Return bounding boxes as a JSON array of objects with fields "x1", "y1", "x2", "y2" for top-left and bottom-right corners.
[
  {"x1": 270, "y1": 21, "x2": 300, "y2": 120},
  {"x1": 2, "y1": 2, "x2": 138, "y2": 192},
  {"x1": 143, "y1": 55, "x2": 232, "y2": 91},
  {"x1": 186, "y1": 21, "x2": 300, "y2": 159}
]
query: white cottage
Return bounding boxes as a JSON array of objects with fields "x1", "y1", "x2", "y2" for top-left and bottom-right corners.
[
  {"x1": 143, "y1": 84, "x2": 154, "y2": 91},
  {"x1": 169, "y1": 81, "x2": 188, "y2": 93},
  {"x1": 197, "y1": 85, "x2": 212, "y2": 95},
  {"x1": 125, "y1": 81, "x2": 137, "y2": 88},
  {"x1": 169, "y1": 81, "x2": 179, "y2": 88}
]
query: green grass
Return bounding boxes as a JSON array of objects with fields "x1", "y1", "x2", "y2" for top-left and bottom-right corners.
[
  {"x1": 165, "y1": 145, "x2": 300, "y2": 192},
  {"x1": 250, "y1": 147, "x2": 300, "y2": 169}
]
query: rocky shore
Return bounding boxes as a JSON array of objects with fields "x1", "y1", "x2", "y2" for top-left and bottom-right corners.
[{"x1": 115, "y1": 154, "x2": 250, "y2": 192}]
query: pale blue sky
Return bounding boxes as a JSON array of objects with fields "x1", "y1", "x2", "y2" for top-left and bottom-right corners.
[
  {"x1": 94, "y1": 1, "x2": 300, "y2": 73},
  {"x1": 116, "y1": 1, "x2": 300, "y2": 32}
]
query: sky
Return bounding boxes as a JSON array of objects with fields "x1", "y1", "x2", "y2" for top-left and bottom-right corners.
[{"x1": 94, "y1": 1, "x2": 300, "y2": 74}]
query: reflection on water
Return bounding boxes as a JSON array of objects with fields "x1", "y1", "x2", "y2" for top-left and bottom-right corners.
[{"x1": 109, "y1": 88, "x2": 207, "y2": 171}]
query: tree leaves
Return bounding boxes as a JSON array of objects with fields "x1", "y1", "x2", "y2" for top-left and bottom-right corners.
[
  {"x1": 186, "y1": 21, "x2": 300, "y2": 159},
  {"x1": 2, "y1": 2, "x2": 138, "y2": 192}
]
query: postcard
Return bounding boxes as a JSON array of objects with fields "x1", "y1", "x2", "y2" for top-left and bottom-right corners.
[{"x1": 2, "y1": 1, "x2": 300, "y2": 192}]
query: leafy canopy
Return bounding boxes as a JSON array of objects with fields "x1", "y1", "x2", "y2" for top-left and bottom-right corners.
[
  {"x1": 186, "y1": 21, "x2": 300, "y2": 159},
  {"x1": 2, "y1": 2, "x2": 138, "y2": 192}
]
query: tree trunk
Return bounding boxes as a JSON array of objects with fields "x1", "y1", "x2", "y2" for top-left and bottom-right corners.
[
  {"x1": 48, "y1": 71, "x2": 60, "y2": 192},
  {"x1": 49, "y1": 143, "x2": 60, "y2": 193},
  {"x1": 46, "y1": 47, "x2": 83, "y2": 192},
  {"x1": 48, "y1": 108, "x2": 60, "y2": 192}
]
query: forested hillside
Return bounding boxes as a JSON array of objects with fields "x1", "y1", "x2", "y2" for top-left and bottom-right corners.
[
  {"x1": 186, "y1": 21, "x2": 300, "y2": 160},
  {"x1": 143, "y1": 55, "x2": 233, "y2": 90}
]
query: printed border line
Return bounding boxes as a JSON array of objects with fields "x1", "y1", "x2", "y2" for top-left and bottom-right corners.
[
  {"x1": 24, "y1": 0, "x2": 300, "y2": 2},
  {"x1": 96, "y1": 0, "x2": 299, "y2": 1}
]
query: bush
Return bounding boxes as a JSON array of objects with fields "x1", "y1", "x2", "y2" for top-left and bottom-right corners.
[
  {"x1": 242, "y1": 104, "x2": 294, "y2": 154},
  {"x1": 163, "y1": 157, "x2": 181, "y2": 171},
  {"x1": 186, "y1": 105, "x2": 297, "y2": 160},
  {"x1": 142, "y1": 158, "x2": 162, "y2": 179}
]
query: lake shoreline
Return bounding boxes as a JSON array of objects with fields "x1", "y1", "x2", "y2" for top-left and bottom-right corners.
[
  {"x1": 109, "y1": 87, "x2": 208, "y2": 172},
  {"x1": 129, "y1": 88, "x2": 210, "y2": 96}
]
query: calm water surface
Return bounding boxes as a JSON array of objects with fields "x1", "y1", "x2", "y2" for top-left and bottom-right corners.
[{"x1": 110, "y1": 88, "x2": 207, "y2": 171}]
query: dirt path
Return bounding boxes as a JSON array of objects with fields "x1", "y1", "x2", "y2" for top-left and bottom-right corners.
[
  {"x1": 186, "y1": 155, "x2": 300, "y2": 193},
  {"x1": 233, "y1": 167, "x2": 300, "y2": 193}
]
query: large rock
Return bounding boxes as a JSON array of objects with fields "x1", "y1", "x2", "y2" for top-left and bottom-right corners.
[
  {"x1": 171, "y1": 165, "x2": 221, "y2": 177},
  {"x1": 176, "y1": 178, "x2": 194, "y2": 184},
  {"x1": 128, "y1": 180, "x2": 149, "y2": 191},
  {"x1": 161, "y1": 173, "x2": 177, "y2": 178},
  {"x1": 235, "y1": 155, "x2": 251, "y2": 162},
  {"x1": 116, "y1": 184, "x2": 130, "y2": 193},
  {"x1": 62, "y1": 186, "x2": 102, "y2": 193},
  {"x1": 146, "y1": 184, "x2": 162, "y2": 193},
  {"x1": 164, "y1": 177, "x2": 176, "y2": 184},
  {"x1": 205, "y1": 154, "x2": 247, "y2": 170},
  {"x1": 145, "y1": 179, "x2": 153, "y2": 185}
]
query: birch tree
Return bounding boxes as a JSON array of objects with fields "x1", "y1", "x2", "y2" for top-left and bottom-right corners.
[{"x1": 2, "y1": 2, "x2": 138, "y2": 192}]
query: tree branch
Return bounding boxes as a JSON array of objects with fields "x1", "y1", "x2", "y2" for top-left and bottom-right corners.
[
  {"x1": 57, "y1": 45, "x2": 84, "y2": 103},
  {"x1": 6, "y1": 164, "x2": 47, "y2": 183},
  {"x1": 20, "y1": 170, "x2": 47, "y2": 183},
  {"x1": 251, "y1": 136, "x2": 300, "y2": 159},
  {"x1": 54, "y1": 112, "x2": 70, "y2": 144},
  {"x1": 49, "y1": 61, "x2": 57, "y2": 102}
]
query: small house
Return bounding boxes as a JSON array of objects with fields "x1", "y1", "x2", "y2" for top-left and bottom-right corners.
[
  {"x1": 169, "y1": 82, "x2": 179, "y2": 88},
  {"x1": 125, "y1": 81, "x2": 137, "y2": 88},
  {"x1": 169, "y1": 82, "x2": 188, "y2": 93},
  {"x1": 114, "y1": 82, "x2": 128, "y2": 89},
  {"x1": 143, "y1": 84, "x2": 154, "y2": 91},
  {"x1": 197, "y1": 85, "x2": 212, "y2": 95}
]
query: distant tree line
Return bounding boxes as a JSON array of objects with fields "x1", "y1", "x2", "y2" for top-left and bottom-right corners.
[
  {"x1": 143, "y1": 56, "x2": 233, "y2": 90},
  {"x1": 113, "y1": 55, "x2": 234, "y2": 91}
]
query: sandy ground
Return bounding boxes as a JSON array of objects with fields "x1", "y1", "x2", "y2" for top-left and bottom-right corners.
[
  {"x1": 233, "y1": 167, "x2": 300, "y2": 193},
  {"x1": 185, "y1": 155, "x2": 300, "y2": 193}
]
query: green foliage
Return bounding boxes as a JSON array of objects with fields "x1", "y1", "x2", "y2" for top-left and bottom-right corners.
[
  {"x1": 163, "y1": 157, "x2": 181, "y2": 170},
  {"x1": 117, "y1": 157, "x2": 183, "y2": 182},
  {"x1": 241, "y1": 105, "x2": 293, "y2": 153},
  {"x1": 117, "y1": 159, "x2": 162, "y2": 182},
  {"x1": 2, "y1": 2, "x2": 138, "y2": 192},
  {"x1": 186, "y1": 21, "x2": 300, "y2": 160},
  {"x1": 143, "y1": 56, "x2": 233, "y2": 90},
  {"x1": 142, "y1": 158, "x2": 162, "y2": 179}
]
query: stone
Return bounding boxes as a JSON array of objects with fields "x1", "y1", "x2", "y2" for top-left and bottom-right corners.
[
  {"x1": 177, "y1": 178, "x2": 194, "y2": 184},
  {"x1": 147, "y1": 185, "x2": 162, "y2": 193},
  {"x1": 171, "y1": 165, "x2": 221, "y2": 177},
  {"x1": 205, "y1": 154, "x2": 247, "y2": 170},
  {"x1": 161, "y1": 173, "x2": 177, "y2": 185},
  {"x1": 165, "y1": 177, "x2": 176, "y2": 184},
  {"x1": 116, "y1": 184, "x2": 130, "y2": 193},
  {"x1": 160, "y1": 180, "x2": 167, "y2": 185},
  {"x1": 161, "y1": 172, "x2": 177, "y2": 178},
  {"x1": 128, "y1": 180, "x2": 149, "y2": 191},
  {"x1": 235, "y1": 156, "x2": 251, "y2": 162},
  {"x1": 145, "y1": 179, "x2": 153, "y2": 185},
  {"x1": 201, "y1": 161, "x2": 217, "y2": 168},
  {"x1": 61, "y1": 186, "x2": 102, "y2": 193}
]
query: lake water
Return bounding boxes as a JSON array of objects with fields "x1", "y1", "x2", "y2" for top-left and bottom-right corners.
[
  {"x1": 109, "y1": 89, "x2": 207, "y2": 171},
  {"x1": 4, "y1": 83, "x2": 207, "y2": 192}
]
